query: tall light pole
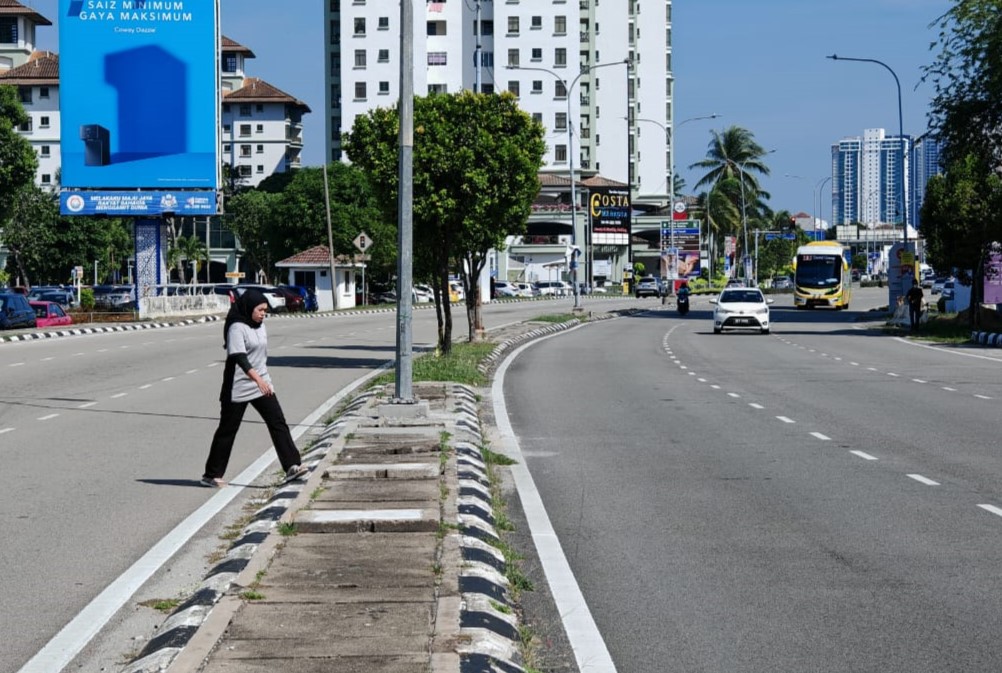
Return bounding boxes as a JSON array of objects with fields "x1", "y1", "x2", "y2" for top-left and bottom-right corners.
[
  {"x1": 638, "y1": 114, "x2": 719, "y2": 286},
  {"x1": 738, "y1": 149, "x2": 775, "y2": 284},
  {"x1": 507, "y1": 59, "x2": 630, "y2": 309},
  {"x1": 826, "y1": 54, "x2": 907, "y2": 246},
  {"x1": 815, "y1": 175, "x2": 832, "y2": 235}
]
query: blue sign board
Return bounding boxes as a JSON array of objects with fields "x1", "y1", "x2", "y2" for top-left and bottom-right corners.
[
  {"x1": 58, "y1": 0, "x2": 219, "y2": 193},
  {"x1": 764, "y1": 233, "x2": 797, "y2": 241},
  {"x1": 61, "y1": 190, "x2": 216, "y2": 216}
]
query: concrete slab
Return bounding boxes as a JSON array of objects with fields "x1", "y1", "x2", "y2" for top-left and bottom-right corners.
[
  {"x1": 314, "y1": 479, "x2": 440, "y2": 505},
  {"x1": 328, "y1": 462, "x2": 440, "y2": 480},
  {"x1": 294, "y1": 508, "x2": 440, "y2": 533},
  {"x1": 335, "y1": 452, "x2": 440, "y2": 466},
  {"x1": 202, "y1": 655, "x2": 433, "y2": 673}
]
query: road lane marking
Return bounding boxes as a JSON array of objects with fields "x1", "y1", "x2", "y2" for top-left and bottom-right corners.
[
  {"x1": 162, "y1": 377, "x2": 175, "y2": 382},
  {"x1": 978, "y1": 504, "x2": 1002, "y2": 518},
  {"x1": 867, "y1": 367, "x2": 878, "y2": 371},
  {"x1": 974, "y1": 394, "x2": 992, "y2": 400},
  {"x1": 207, "y1": 362, "x2": 220, "y2": 368},
  {"x1": 727, "y1": 392, "x2": 740, "y2": 398},
  {"x1": 687, "y1": 372, "x2": 696, "y2": 376},
  {"x1": 111, "y1": 393, "x2": 127, "y2": 399},
  {"x1": 776, "y1": 416, "x2": 795, "y2": 424},
  {"x1": 41, "y1": 357, "x2": 55, "y2": 362},
  {"x1": 186, "y1": 369, "x2": 198, "y2": 374},
  {"x1": 887, "y1": 372, "x2": 899, "y2": 377},
  {"x1": 9, "y1": 362, "x2": 24, "y2": 367},
  {"x1": 749, "y1": 403, "x2": 764, "y2": 410},
  {"x1": 0, "y1": 427, "x2": 13, "y2": 435},
  {"x1": 943, "y1": 387, "x2": 957, "y2": 392},
  {"x1": 810, "y1": 432, "x2": 831, "y2": 441},
  {"x1": 912, "y1": 379, "x2": 927, "y2": 383},
  {"x1": 907, "y1": 474, "x2": 940, "y2": 486},
  {"x1": 37, "y1": 413, "x2": 59, "y2": 421},
  {"x1": 851, "y1": 450, "x2": 877, "y2": 460},
  {"x1": 78, "y1": 402, "x2": 97, "y2": 409},
  {"x1": 679, "y1": 365, "x2": 688, "y2": 370},
  {"x1": 711, "y1": 384, "x2": 721, "y2": 389},
  {"x1": 139, "y1": 384, "x2": 152, "y2": 390},
  {"x1": 850, "y1": 362, "x2": 859, "y2": 366},
  {"x1": 697, "y1": 378, "x2": 707, "y2": 383}
]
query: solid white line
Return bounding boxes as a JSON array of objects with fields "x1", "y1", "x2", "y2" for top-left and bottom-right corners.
[
  {"x1": 810, "y1": 432, "x2": 831, "y2": 440},
  {"x1": 37, "y1": 414, "x2": 59, "y2": 421},
  {"x1": 492, "y1": 329, "x2": 618, "y2": 673},
  {"x1": 16, "y1": 359, "x2": 390, "y2": 673},
  {"x1": 776, "y1": 416, "x2": 795, "y2": 424},
  {"x1": 978, "y1": 504, "x2": 1002, "y2": 518},
  {"x1": 907, "y1": 474, "x2": 940, "y2": 486},
  {"x1": 850, "y1": 450, "x2": 877, "y2": 461},
  {"x1": 749, "y1": 403, "x2": 764, "y2": 410},
  {"x1": 727, "y1": 392, "x2": 740, "y2": 398},
  {"x1": 110, "y1": 393, "x2": 127, "y2": 399},
  {"x1": 974, "y1": 394, "x2": 992, "y2": 400}
]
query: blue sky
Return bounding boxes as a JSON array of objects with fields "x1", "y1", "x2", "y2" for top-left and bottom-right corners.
[{"x1": 28, "y1": 0, "x2": 952, "y2": 219}]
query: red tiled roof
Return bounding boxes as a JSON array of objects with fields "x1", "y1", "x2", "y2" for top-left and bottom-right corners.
[
  {"x1": 224, "y1": 77, "x2": 310, "y2": 112},
  {"x1": 538, "y1": 173, "x2": 573, "y2": 187},
  {"x1": 581, "y1": 175, "x2": 627, "y2": 188},
  {"x1": 0, "y1": 0, "x2": 51, "y2": 25},
  {"x1": 0, "y1": 51, "x2": 58, "y2": 84},
  {"x1": 276, "y1": 245, "x2": 356, "y2": 267},
  {"x1": 221, "y1": 35, "x2": 255, "y2": 57}
]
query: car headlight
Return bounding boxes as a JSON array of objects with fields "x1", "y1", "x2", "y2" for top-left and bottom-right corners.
[{"x1": 756, "y1": 307, "x2": 769, "y2": 315}]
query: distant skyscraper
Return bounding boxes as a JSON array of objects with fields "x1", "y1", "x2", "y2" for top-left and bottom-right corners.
[
  {"x1": 911, "y1": 133, "x2": 943, "y2": 229},
  {"x1": 831, "y1": 128, "x2": 910, "y2": 227},
  {"x1": 323, "y1": 1, "x2": 675, "y2": 201}
]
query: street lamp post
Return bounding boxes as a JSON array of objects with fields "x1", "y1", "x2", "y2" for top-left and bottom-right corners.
[
  {"x1": 737, "y1": 149, "x2": 775, "y2": 284},
  {"x1": 816, "y1": 175, "x2": 832, "y2": 234},
  {"x1": 507, "y1": 59, "x2": 630, "y2": 309},
  {"x1": 637, "y1": 114, "x2": 719, "y2": 287},
  {"x1": 827, "y1": 54, "x2": 907, "y2": 246}
]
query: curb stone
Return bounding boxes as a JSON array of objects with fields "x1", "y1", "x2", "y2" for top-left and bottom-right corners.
[{"x1": 971, "y1": 330, "x2": 1002, "y2": 347}]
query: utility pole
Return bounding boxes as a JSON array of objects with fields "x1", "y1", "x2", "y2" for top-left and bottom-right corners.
[
  {"x1": 474, "y1": 1, "x2": 482, "y2": 93},
  {"x1": 395, "y1": 0, "x2": 414, "y2": 401}
]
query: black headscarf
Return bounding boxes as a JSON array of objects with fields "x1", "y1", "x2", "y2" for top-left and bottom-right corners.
[{"x1": 223, "y1": 288, "x2": 268, "y2": 349}]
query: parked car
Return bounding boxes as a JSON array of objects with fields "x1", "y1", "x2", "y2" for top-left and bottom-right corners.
[
  {"x1": 0, "y1": 292, "x2": 37, "y2": 329},
  {"x1": 941, "y1": 279, "x2": 956, "y2": 301},
  {"x1": 280, "y1": 285, "x2": 318, "y2": 312},
  {"x1": 29, "y1": 288, "x2": 76, "y2": 308},
  {"x1": 494, "y1": 280, "x2": 519, "y2": 298},
  {"x1": 772, "y1": 276, "x2": 793, "y2": 290},
  {"x1": 275, "y1": 286, "x2": 306, "y2": 312},
  {"x1": 931, "y1": 277, "x2": 948, "y2": 295},
  {"x1": 711, "y1": 287, "x2": 773, "y2": 335},
  {"x1": 515, "y1": 282, "x2": 538, "y2": 298},
  {"x1": 413, "y1": 284, "x2": 434, "y2": 303},
  {"x1": 634, "y1": 276, "x2": 664, "y2": 298},
  {"x1": 92, "y1": 284, "x2": 136, "y2": 311},
  {"x1": 30, "y1": 300, "x2": 73, "y2": 328},
  {"x1": 535, "y1": 280, "x2": 572, "y2": 296},
  {"x1": 233, "y1": 284, "x2": 287, "y2": 313}
]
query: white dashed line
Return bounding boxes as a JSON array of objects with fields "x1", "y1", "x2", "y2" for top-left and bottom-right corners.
[
  {"x1": 974, "y1": 394, "x2": 992, "y2": 400},
  {"x1": 78, "y1": 402, "x2": 97, "y2": 409},
  {"x1": 907, "y1": 474, "x2": 940, "y2": 486},
  {"x1": 679, "y1": 365, "x2": 688, "y2": 370},
  {"x1": 186, "y1": 369, "x2": 198, "y2": 375},
  {"x1": 162, "y1": 377, "x2": 175, "y2": 382},
  {"x1": 867, "y1": 367, "x2": 878, "y2": 371},
  {"x1": 810, "y1": 432, "x2": 831, "y2": 441},
  {"x1": 41, "y1": 357, "x2": 55, "y2": 362},
  {"x1": 776, "y1": 416, "x2": 795, "y2": 424},
  {"x1": 0, "y1": 427, "x2": 13, "y2": 435},
  {"x1": 850, "y1": 450, "x2": 877, "y2": 460},
  {"x1": 850, "y1": 362, "x2": 859, "y2": 366},
  {"x1": 943, "y1": 387, "x2": 957, "y2": 392},
  {"x1": 749, "y1": 403, "x2": 764, "y2": 410},
  {"x1": 978, "y1": 504, "x2": 1002, "y2": 518},
  {"x1": 697, "y1": 378, "x2": 707, "y2": 383},
  {"x1": 727, "y1": 392, "x2": 740, "y2": 398},
  {"x1": 887, "y1": 372, "x2": 900, "y2": 377},
  {"x1": 111, "y1": 393, "x2": 127, "y2": 399},
  {"x1": 912, "y1": 379, "x2": 927, "y2": 384},
  {"x1": 139, "y1": 384, "x2": 152, "y2": 390},
  {"x1": 833, "y1": 357, "x2": 842, "y2": 361},
  {"x1": 710, "y1": 385, "x2": 721, "y2": 390},
  {"x1": 38, "y1": 414, "x2": 59, "y2": 421},
  {"x1": 208, "y1": 362, "x2": 220, "y2": 368},
  {"x1": 119, "y1": 345, "x2": 129, "y2": 349},
  {"x1": 687, "y1": 372, "x2": 696, "y2": 376},
  {"x1": 98, "y1": 349, "x2": 108, "y2": 353}
]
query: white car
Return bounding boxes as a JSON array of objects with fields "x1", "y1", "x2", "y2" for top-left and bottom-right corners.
[
  {"x1": 494, "y1": 280, "x2": 519, "y2": 297},
  {"x1": 711, "y1": 287, "x2": 773, "y2": 334},
  {"x1": 515, "y1": 282, "x2": 537, "y2": 298},
  {"x1": 413, "y1": 284, "x2": 434, "y2": 303}
]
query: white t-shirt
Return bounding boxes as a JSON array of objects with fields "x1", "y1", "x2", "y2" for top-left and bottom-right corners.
[{"x1": 226, "y1": 322, "x2": 273, "y2": 403}]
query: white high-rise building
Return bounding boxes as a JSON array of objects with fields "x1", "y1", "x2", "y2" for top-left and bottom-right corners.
[
  {"x1": 324, "y1": 1, "x2": 674, "y2": 202},
  {"x1": 832, "y1": 128, "x2": 910, "y2": 228}
]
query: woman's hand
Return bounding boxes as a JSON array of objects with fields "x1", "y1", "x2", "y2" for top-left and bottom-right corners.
[{"x1": 250, "y1": 370, "x2": 274, "y2": 396}]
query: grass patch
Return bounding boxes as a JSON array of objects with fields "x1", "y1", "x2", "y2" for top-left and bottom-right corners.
[
  {"x1": 532, "y1": 313, "x2": 579, "y2": 324},
  {"x1": 371, "y1": 341, "x2": 496, "y2": 387},
  {"x1": 912, "y1": 315, "x2": 972, "y2": 343},
  {"x1": 240, "y1": 590, "x2": 265, "y2": 601},
  {"x1": 139, "y1": 598, "x2": 180, "y2": 613},
  {"x1": 482, "y1": 447, "x2": 517, "y2": 466},
  {"x1": 278, "y1": 522, "x2": 297, "y2": 537}
]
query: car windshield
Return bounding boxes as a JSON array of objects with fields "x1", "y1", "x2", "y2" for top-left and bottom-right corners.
[
  {"x1": 795, "y1": 254, "x2": 842, "y2": 288},
  {"x1": 721, "y1": 290, "x2": 764, "y2": 304}
]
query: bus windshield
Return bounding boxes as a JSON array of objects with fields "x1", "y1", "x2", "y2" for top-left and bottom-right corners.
[{"x1": 796, "y1": 255, "x2": 842, "y2": 289}]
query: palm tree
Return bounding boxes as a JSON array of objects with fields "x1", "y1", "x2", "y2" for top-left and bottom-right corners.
[
  {"x1": 689, "y1": 126, "x2": 771, "y2": 194},
  {"x1": 174, "y1": 235, "x2": 208, "y2": 285}
]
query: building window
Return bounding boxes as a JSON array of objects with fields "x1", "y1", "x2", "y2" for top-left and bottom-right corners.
[
  {"x1": 555, "y1": 144, "x2": 567, "y2": 162},
  {"x1": 256, "y1": 144, "x2": 264, "y2": 154},
  {"x1": 40, "y1": 145, "x2": 50, "y2": 157},
  {"x1": 554, "y1": 15, "x2": 567, "y2": 34},
  {"x1": 239, "y1": 104, "x2": 252, "y2": 116},
  {"x1": 239, "y1": 124, "x2": 251, "y2": 137},
  {"x1": 532, "y1": 112, "x2": 543, "y2": 124},
  {"x1": 531, "y1": 47, "x2": 542, "y2": 61},
  {"x1": 223, "y1": 53, "x2": 237, "y2": 72},
  {"x1": 378, "y1": 49, "x2": 390, "y2": 63},
  {"x1": 256, "y1": 124, "x2": 264, "y2": 133},
  {"x1": 41, "y1": 174, "x2": 51, "y2": 184},
  {"x1": 378, "y1": 16, "x2": 389, "y2": 30},
  {"x1": 354, "y1": 17, "x2": 366, "y2": 35},
  {"x1": 531, "y1": 80, "x2": 543, "y2": 93},
  {"x1": 555, "y1": 80, "x2": 567, "y2": 98},
  {"x1": 256, "y1": 104, "x2": 264, "y2": 113},
  {"x1": 378, "y1": 81, "x2": 390, "y2": 94},
  {"x1": 223, "y1": 124, "x2": 232, "y2": 133},
  {"x1": 508, "y1": 80, "x2": 520, "y2": 96},
  {"x1": 428, "y1": 83, "x2": 448, "y2": 94},
  {"x1": 507, "y1": 49, "x2": 519, "y2": 67},
  {"x1": 480, "y1": 51, "x2": 494, "y2": 67},
  {"x1": 238, "y1": 165, "x2": 252, "y2": 177},
  {"x1": 256, "y1": 165, "x2": 264, "y2": 174},
  {"x1": 507, "y1": 16, "x2": 519, "y2": 34},
  {"x1": 531, "y1": 16, "x2": 542, "y2": 29},
  {"x1": 224, "y1": 144, "x2": 232, "y2": 153},
  {"x1": 555, "y1": 48, "x2": 567, "y2": 67},
  {"x1": 427, "y1": 20, "x2": 447, "y2": 36},
  {"x1": 428, "y1": 51, "x2": 447, "y2": 66},
  {"x1": 354, "y1": 82, "x2": 367, "y2": 99},
  {"x1": 555, "y1": 112, "x2": 567, "y2": 131},
  {"x1": 18, "y1": 87, "x2": 31, "y2": 104},
  {"x1": 355, "y1": 49, "x2": 367, "y2": 67},
  {"x1": 240, "y1": 145, "x2": 252, "y2": 158},
  {"x1": 482, "y1": 83, "x2": 494, "y2": 94},
  {"x1": 0, "y1": 17, "x2": 17, "y2": 44},
  {"x1": 223, "y1": 104, "x2": 231, "y2": 113},
  {"x1": 39, "y1": 87, "x2": 49, "y2": 99},
  {"x1": 39, "y1": 116, "x2": 50, "y2": 128},
  {"x1": 481, "y1": 20, "x2": 494, "y2": 35}
]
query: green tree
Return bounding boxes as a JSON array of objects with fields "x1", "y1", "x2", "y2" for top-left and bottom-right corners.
[
  {"x1": 0, "y1": 85, "x2": 37, "y2": 228},
  {"x1": 174, "y1": 235, "x2": 208, "y2": 285},
  {"x1": 223, "y1": 189, "x2": 279, "y2": 281},
  {"x1": 920, "y1": 153, "x2": 1002, "y2": 325},
  {"x1": 344, "y1": 91, "x2": 546, "y2": 351},
  {"x1": 923, "y1": 0, "x2": 1002, "y2": 167}
]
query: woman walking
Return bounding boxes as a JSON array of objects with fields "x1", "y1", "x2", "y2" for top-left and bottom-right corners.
[{"x1": 201, "y1": 288, "x2": 308, "y2": 487}]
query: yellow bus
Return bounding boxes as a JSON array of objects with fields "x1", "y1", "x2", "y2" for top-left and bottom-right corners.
[{"x1": 793, "y1": 241, "x2": 852, "y2": 310}]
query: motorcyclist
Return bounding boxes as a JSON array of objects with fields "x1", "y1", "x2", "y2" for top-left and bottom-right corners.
[{"x1": 677, "y1": 282, "x2": 691, "y2": 300}]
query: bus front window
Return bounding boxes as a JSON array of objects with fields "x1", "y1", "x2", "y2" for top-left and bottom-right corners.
[{"x1": 796, "y1": 256, "x2": 841, "y2": 289}]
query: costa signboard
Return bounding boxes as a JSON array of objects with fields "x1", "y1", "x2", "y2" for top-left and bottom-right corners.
[{"x1": 589, "y1": 187, "x2": 631, "y2": 235}]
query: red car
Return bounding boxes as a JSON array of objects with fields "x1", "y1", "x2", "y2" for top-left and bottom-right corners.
[{"x1": 30, "y1": 301, "x2": 74, "y2": 328}]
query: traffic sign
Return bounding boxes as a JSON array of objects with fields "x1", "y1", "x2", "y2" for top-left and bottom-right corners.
[
  {"x1": 764, "y1": 233, "x2": 796, "y2": 241},
  {"x1": 225, "y1": 271, "x2": 245, "y2": 278},
  {"x1": 353, "y1": 231, "x2": 372, "y2": 252}
]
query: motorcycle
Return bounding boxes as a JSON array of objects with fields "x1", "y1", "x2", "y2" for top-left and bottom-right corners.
[{"x1": 677, "y1": 293, "x2": 690, "y2": 316}]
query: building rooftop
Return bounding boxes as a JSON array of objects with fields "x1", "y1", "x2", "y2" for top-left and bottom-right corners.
[
  {"x1": 222, "y1": 36, "x2": 256, "y2": 58},
  {"x1": 0, "y1": 0, "x2": 52, "y2": 25},
  {"x1": 276, "y1": 245, "x2": 356, "y2": 267},
  {"x1": 225, "y1": 77, "x2": 311, "y2": 112},
  {"x1": 0, "y1": 51, "x2": 59, "y2": 84}
]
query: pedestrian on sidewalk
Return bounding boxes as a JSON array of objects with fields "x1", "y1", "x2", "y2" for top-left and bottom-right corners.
[
  {"x1": 906, "y1": 279, "x2": 924, "y2": 332},
  {"x1": 201, "y1": 288, "x2": 308, "y2": 487}
]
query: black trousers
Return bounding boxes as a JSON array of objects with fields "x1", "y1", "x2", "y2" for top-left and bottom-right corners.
[
  {"x1": 909, "y1": 303, "x2": 922, "y2": 329},
  {"x1": 203, "y1": 394, "x2": 301, "y2": 480}
]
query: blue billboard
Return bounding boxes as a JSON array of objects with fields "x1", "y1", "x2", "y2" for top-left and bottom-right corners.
[
  {"x1": 58, "y1": 0, "x2": 220, "y2": 193},
  {"x1": 60, "y1": 190, "x2": 217, "y2": 216}
]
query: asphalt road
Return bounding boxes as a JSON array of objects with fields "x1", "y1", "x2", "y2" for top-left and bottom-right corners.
[
  {"x1": 503, "y1": 287, "x2": 1002, "y2": 673},
  {"x1": 0, "y1": 297, "x2": 634, "y2": 673}
]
